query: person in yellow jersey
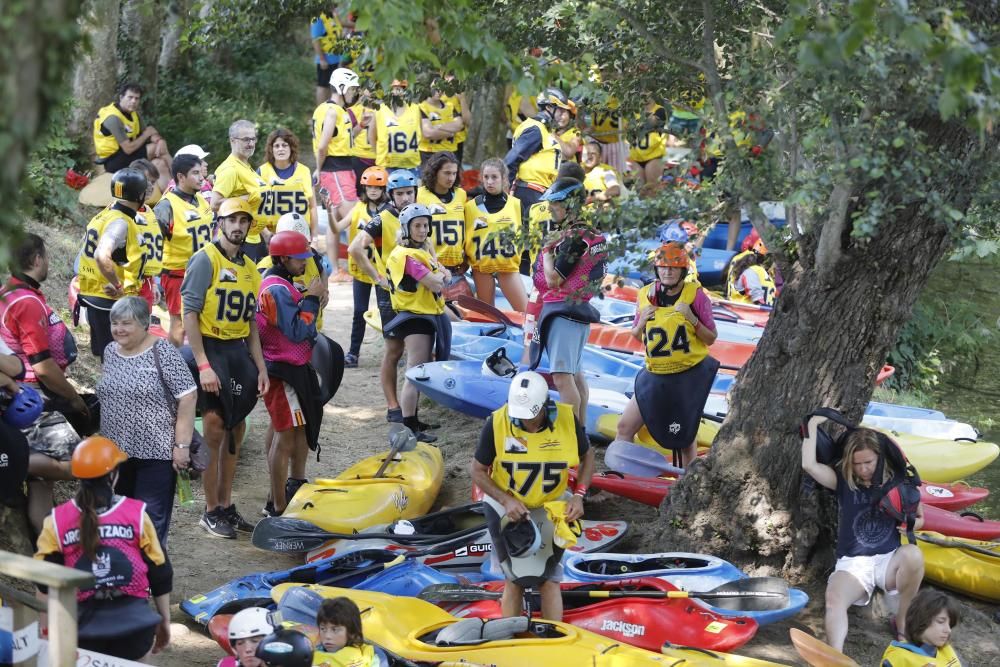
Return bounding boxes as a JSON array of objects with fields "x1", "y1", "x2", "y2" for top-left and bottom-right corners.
[
  {"x1": 315, "y1": 67, "x2": 365, "y2": 281},
  {"x1": 614, "y1": 243, "x2": 718, "y2": 468},
  {"x1": 92, "y1": 83, "x2": 171, "y2": 189},
  {"x1": 555, "y1": 99, "x2": 582, "y2": 161},
  {"x1": 464, "y1": 158, "x2": 527, "y2": 310},
  {"x1": 212, "y1": 120, "x2": 268, "y2": 261},
  {"x1": 180, "y1": 198, "x2": 268, "y2": 539},
  {"x1": 347, "y1": 171, "x2": 418, "y2": 428},
  {"x1": 417, "y1": 152, "x2": 469, "y2": 292},
  {"x1": 504, "y1": 88, "x2": 567, "y2": 222},
  {"x1": 471, "y1": 370, "x2": 595, "y2": 621},
  {"x1": 583, "y1": 97, "x2": 628, "y2": 175},
  {"x1": 628, "y1": 101, "x2": 669, "y2": 190},
  {"x1": 418, "y1": 83, "x2": 465, "y2": 166},
  {"x1": 257, "y1": 128, "x2": 318, "y2": 239},
  {"x1": 580, "y1": 137, "x2": 622, "y2": 203},
  {"x1": 441, "y1": 85, "x2": 471, "y2": 168},
  {"x1": 348, "y1": 87, "x2": 377, "y2": 198},
  {"x1": 77, "y1": 168, "x2": 150, "y2": 361},
  {"x1": 725, "y1": 235, "x2": 776, "y2": 306},
  {"x1": 155, "y1": 154, "x2": 214, "y2": 346},
  {"x1": 338, "y1": 166, "x2": 388, "y2": 367},
  {"x1": 370, "y1": 79, "x2": 422, "y2": 180},
  {"x1": 881, "y1": 590, "x2": 962, "y2": 666},
  {"x1": 384, "y1": 203, "x2": 453, "y2": 441},
  {"x1": 310, "y1": 7, "x2": 352, "y2": 105},
  {"x1": 504, "y1": 89, "x2": 537, "y2": 148},
  {"x1": 129, "y1": 159, "x2": 165, "y2": 310}
]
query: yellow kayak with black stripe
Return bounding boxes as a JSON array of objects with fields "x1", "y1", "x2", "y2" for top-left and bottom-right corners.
[
  {"x1": 279, "y1": 443, "x2": 443, "y2": 534},
  {"x1": 270, "y1": 584, "x2": 790, "y2": 666},
  {"x1": 598, "y1": 413, "x2": 998, "y2": 483},
  {"x1": 907, "y1": 531, "x2": 1000, "y2": 603}
]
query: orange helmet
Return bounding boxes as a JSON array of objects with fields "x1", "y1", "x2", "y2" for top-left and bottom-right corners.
[
  {"x1": 752, "y1": 237, "x2": 768, "y2": 255},
  {"x1": 360, "y1": 166, "x2": 389, "y2": 187},
  {"x1": 653, "y1": 242, "x2": 688, "y2": 268},
  {"x1": 681, "y1": 221, "x2": 699, "y2": 238},
  {"x1": 71, "y1": 436, "x2": 128, "y2": 479}
]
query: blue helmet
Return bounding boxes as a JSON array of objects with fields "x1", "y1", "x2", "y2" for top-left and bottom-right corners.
[
  {"x1": 387, "y1": 170, "x2": 419, "y2": 192},
  {"x1": 398, "y1": 203, "x2": 434, "y2": 240},
  {"x1": 2, "y1": 385, "x2": 43, "y2": 429},
  {"x1": 658, "y1": 221, "x2": 689, "y2": 244},
  {"x1": 540, "y1": 177, "x2": 584, "y2": 203}
]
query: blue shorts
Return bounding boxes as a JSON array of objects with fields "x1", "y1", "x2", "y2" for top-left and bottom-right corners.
[{"x1": 544, "y1": 317, "x2": 589, "y2": 374}]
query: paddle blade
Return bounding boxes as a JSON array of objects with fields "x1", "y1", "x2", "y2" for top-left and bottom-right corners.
[
  {"x1": 251, "y1": 517, "x2": 334, "y2": 552},
  {"x1": 703, "y1": 576, "x2": 790, "y2": 611},
  {"x1": 790, "y1": 628, "x2": 860, "y2": 667},
  {"x1": 418, "y1": 583, "x2": 502, "y2": 603},
  {"x1": 388, "y1": 423, "x2": 418, "y2": 452},
  {"x1": 605, "y1": 440, "x2": 685, "y2": 478}
]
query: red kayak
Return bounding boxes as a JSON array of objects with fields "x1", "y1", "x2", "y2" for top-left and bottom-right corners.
[
  {"x1": 922, "y1": 504, "x2": 1000, "y2": 540},
  {"x1": 441, "y1": 578, "x2": 758, "y2": 653}
]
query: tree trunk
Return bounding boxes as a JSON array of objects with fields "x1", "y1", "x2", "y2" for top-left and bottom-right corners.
[
  {"x1": 465, "y1": 81, "x2": 508, "y2": 167},
  {"x1": 157, "y1": 0, "x2": 188, "y2": 71},
  {"x1": 119, "y1": 0, "x2": 163, "y2": 113},
  {"x1": 648, "y1": 122, "x2": 995, "y2": 579},
  {"x1": 68, "y1": 0, "x2": 122, "y2": 142}
]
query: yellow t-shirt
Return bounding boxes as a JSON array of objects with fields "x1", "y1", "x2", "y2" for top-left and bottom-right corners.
[{"x1": 214, "y1": 154, "x2": 267, "y2": 243}]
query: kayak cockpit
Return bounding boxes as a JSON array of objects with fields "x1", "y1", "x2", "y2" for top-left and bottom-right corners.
[{"x1": 427, "y1": 616, "x2": 571, "y2": 646}]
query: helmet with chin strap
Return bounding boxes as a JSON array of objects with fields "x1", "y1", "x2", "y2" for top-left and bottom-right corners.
[
  {"x1": 398, "y1": 203, "x2": 434, "y2": 241},
  {"x1": 536, "y1": 87, "x2": 571, "y2": 127},
  {"x1": 329, "y1": 67, "x2": 360, "y2": 97},
  {"x1": 387, "y1": 170, "x2": 419, "y2": 192},
  {"x1": 110, "y1": 168, "x2": 148, "y2": 204}
]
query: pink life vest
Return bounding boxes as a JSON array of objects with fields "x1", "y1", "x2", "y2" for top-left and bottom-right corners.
[
  {"x1": 52, "y1": 496, "x2": 150, "y2": 602},
  {"x1": 256, "y1": 275, "x2": 313, "y2": 366},
  {"x1": 532, "y1": 226, "x2": 607, "y2": 303},
  {"x1": 0, "y1": 281, "x2": 77, "y2": 384}
]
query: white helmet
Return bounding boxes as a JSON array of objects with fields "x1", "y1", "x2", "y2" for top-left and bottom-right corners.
[
  {"x1": 276, "y1": 212, "x2": 311, "y2": 242},
  {"x1": 329, "y1": 67, "x2": 360, "y2": 96},
  {"x1": 507, "y1": 371, "x2": 549, "y2": 420},
  {"x1": 229, "y1": 607, "x2": 274, "y2": 641}
]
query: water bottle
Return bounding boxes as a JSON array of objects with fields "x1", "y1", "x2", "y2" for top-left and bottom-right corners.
[{"x1": 176, "y1": 469, "x2": 196, "y2": 507}]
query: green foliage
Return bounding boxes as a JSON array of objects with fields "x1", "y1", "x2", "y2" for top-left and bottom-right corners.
[
  {"x1": 20, "y1": 102, "x2": 88, "y2": 226},
  {"x1": 157, "y1": 40, "x2": 315, "y2": 166}
]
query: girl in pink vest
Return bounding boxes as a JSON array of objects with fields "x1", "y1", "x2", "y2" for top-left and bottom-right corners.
[{"x1": 34, "y1": 436, "x2": 173, "y2": 660}]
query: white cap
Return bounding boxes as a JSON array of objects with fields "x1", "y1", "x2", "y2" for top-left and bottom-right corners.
[
  {"x1": 176, "y1": 144, "x2": 210, "y2": 159},
  {"x1": 507, "y1": 371, "x2": 549, "y2": 420},
  {"x1": 276, "y1": 212, "x2": 311, "y2": 242}
]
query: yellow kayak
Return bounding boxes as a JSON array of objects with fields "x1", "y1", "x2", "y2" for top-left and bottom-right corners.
[
  {"x1": 270, "y1": 584, "x2": 790, "y2": 666},
  {"x1": 281, "y1": 443, "x2": 443, "y2": 534},
  {"x1": 907, "y1": 531, "x2": 1000, "y2": 603},
  {"x1": 598, "y1": 413, "x2": 998, "y2": 483}
]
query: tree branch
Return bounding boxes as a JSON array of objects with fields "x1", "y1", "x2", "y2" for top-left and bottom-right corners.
[
  {"x1": 600, "y1": 2, "x2": 704, "y2": 73},
  {"x1": 815, "y1": 182, "x2": 852, "y2": 278}
]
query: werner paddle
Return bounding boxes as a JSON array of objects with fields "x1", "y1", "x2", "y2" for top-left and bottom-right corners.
[
  {"x1": 419, "y1": 577, "x2": 790, "y2": 612},
  {"x1": 251, "y1": 515, "x2": 488, "y2": 553},
  {"x1": 605, "y1": 439, "x2": 686, "y2": 478}
]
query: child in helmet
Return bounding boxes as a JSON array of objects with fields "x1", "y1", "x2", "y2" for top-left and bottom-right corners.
[
  {"x1": 314, "y1": 597, "x2": 378, "y2": 667},
  {"x1": 256, "y1": 627, "x2": 314, "y2": 667},
  {"x1": 726, "y1": 233, "x2": 776, "y2": 306},
  {"x1": 219, "y1": 607, "x2": 274, "y2": 667}
]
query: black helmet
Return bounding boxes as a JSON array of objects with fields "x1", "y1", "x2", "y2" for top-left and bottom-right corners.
[
  {"x1": 255, "y1": 628, "x2": 313, "y2": 667},
  {"x1": 110, "y1": 168, "x2": 148, "y2": 204},
  {"x1": 537, "y1": 87, "x2": 571, "y2": 112}
]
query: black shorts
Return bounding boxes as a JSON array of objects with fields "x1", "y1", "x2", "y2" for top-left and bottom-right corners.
[
  {"x1": 317, "y1": 63, "x2": 334, "y2": 87},
  {"x1": 393, "y1": 317, "x2": 435, "y2": 339},
  {"x1": 375, "y1": 286, "x2": 400, "y2": 340},
  {"x1": 102, "y1": 142, "x2": 149, "y2": 173},
  {"x1": 353, "y1": 156, "x2": 375, "y2": 197},
  {"x1": 80, "y1": 296, "x2": 116, "y2": 359}
]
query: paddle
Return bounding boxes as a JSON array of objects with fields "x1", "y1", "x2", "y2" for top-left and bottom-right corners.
[
  {"x1": 374, "y1": 423, "x2": 418, "y2": 478},
  {"x1": 251, "y1": 515, "x2": 487, "y2": 553},
  {"x1": 605, "y1": 439, "x2": 686, "y2": 478},
  {"x1": 914, "y1": 532, "x2": 1000, "y2": 558},
  {"x1": 418, "y1": 577, "x2": 790, "y2": 612},
  {"x1": 789, "y1": 628, "x2": 860, "y2": 667},
  {"x1": 452, "y1": 294, "x2": 520, "y2": 328}
]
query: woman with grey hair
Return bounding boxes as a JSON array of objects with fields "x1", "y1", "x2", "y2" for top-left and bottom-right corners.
[{"x1": 97, "y1": 296, "x2": 197, "y2": 546}]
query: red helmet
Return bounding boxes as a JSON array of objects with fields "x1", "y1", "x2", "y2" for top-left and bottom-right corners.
[
  {"x1": 268, "y1": 231, "x2": 312, "y2": 259},
  {"x1": 653, "y1": 242, "x2": 688, "y2": 268},
  {"x1": 360, "y1": 166, "x2": 389, "y2": 187},
  {"x1": 741, "y1": 228, "x2": 760, "y2": 252},
  {"x1": 681, "y1": 221, "x2": 699, "y2": 238}
]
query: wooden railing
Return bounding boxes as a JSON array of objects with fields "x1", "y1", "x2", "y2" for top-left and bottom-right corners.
[{"x1": 0, "y1": 550, "x2": 93, "y2": 666}]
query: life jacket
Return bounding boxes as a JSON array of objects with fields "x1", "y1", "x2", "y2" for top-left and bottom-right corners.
[
  {"x1": 881, "y1": 641, "x2": 961, "y2": 667},
  {"x1": 532, "y1": 225, "x2": 607, "y2": 304},
  {"x1": 0, "y1": 279, "x2": 78, "y2": 382},
  {"x1": 256, "y1": 273, "x2": 314, "y2": 366},
  {"x1": 803, "y1": 407, "x2": 923, "y2": 543}
]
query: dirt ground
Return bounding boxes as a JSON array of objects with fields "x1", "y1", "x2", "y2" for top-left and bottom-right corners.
[{"x1": 7, "y1": 220, "x2": 999, "y2": 665}]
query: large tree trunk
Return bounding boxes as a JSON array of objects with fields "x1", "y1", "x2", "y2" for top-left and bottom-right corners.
[
  {"x1": 157, "y1": 0, "x2": 188, "y2": 71},
  {"x1": 119, "y1": 0, "x2": 163, "y2": 112},
  {"x1": 648, "y1": 121, "x2": 995, "y2": 579},
  {"x1": 68, "y1": 0, "x2": 122, "y2": 142},
  {"x1": 465, "y1": 82, "x2": 508, "y2": 167}
]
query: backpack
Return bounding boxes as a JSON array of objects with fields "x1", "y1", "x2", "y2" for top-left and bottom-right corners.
[{"x1": 802, "y1": 407, "x2": 923, "y2": 543}]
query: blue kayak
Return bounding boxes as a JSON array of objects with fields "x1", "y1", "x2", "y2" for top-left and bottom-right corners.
[{"x1": 556, "y1": 552, "x2": 809, "y2": 626}]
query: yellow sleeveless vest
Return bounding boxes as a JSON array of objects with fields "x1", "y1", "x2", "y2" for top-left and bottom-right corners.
[
  {"x1": 637, "y1": 281, "x2": 710, "y2": 374},
  {"x1": 375, "y1": 103, "x2": 421, "y2": 168},
  {"x1": 726, "y1": 251, "x2": 776, "y2": 306},
  {"x1": 464, "y1": 194, "x2": 522, "y2": 274},
  {"x1": 386, "y1": 246, "x2": 443, "y2": 315},
  {"x1": 256, "y1": 162, "x2": 314, "y2": 233},
  {"x1": 135, "y1": 206, "x2": 163, "y2": 277},
  {"x1": 349, "y1": 103, "x2": 376, "y2": 159},
  {"x1": 161, "y1": 191, "x2": 213, "y2": 271},
  {"x1": 78, "y1": 207, "x2": 146, "y2": 298},
  {"x1": 880, "y1": 642, "x2": 960, "y2": 667},
  {"x1": 93, "y1": 104, "x2": 140, "y2": 159},
  {"x1": 315, "y1": 13, "x2": 342, "y2": 55},
  {"x1": 312, "y1": 101, "x2": 353, "y2": 160},
  {"x1": 629, "y1": 103, "x2": 667, "y2": 163},
  {"x1": 417, "y1": 99, "x2": 459, "y2": 153},
  {"x1": 490, "y1": 402, "x2": 579, "y2": 508},
  {"x1": 347, "y1": 201, "x2": 379, "y2": 283},
  {"x1": 195, "y1": 244, "x2": 261, "y2": 340},
  {"x1": 417, "y1": 187, "x2": 468, "y2": 268},
  {"x1": 312, "y1": 643, "x2": 377, "y2": 667},
  {"x1": 512, "y1": 118, "x2": 560, "y2": 188}
]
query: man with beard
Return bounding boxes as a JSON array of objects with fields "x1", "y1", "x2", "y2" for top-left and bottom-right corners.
[{"x1": 180, "y1": 199, "x2": 268, "y2": 539}]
